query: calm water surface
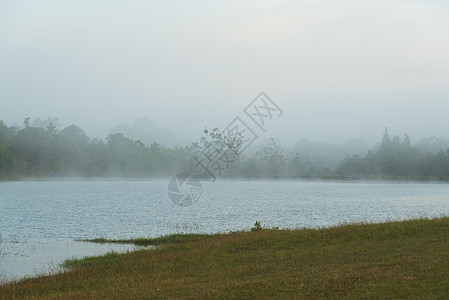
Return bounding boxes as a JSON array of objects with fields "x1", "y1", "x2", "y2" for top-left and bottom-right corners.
[{"x1": 1, "y1": 179, "x2": 449, "y2": 280}]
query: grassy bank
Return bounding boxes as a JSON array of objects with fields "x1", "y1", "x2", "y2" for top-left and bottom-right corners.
[{"x1": 2, "y1": 218, "x2": 449, "y2": 299}]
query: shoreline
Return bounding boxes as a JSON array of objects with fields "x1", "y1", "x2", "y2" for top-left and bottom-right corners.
[
  {"x1": 2, "y1": 174, "x2": 449, "y2": 183},
  {"x1": 0, "y1": 239, "x2": 152, "y2": 284},
  {"x1": 2, "y1": 217, "x2": 449, "y2": 298}
]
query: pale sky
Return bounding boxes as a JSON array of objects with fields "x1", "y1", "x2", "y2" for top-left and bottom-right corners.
[{"x1": 1, "y1": 0, "x2": 448, "y2": 145}]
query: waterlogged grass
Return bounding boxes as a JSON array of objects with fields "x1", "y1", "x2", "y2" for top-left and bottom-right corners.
[
  {"x1": 76, "y1": 233, "x2": 213, "y2": 246},
  {"x1": 0, "y1": 234, "x2": 26, "y2": 258},
  {"x1": 2, "y1": 217, "x2": 449, "y2": 298}
]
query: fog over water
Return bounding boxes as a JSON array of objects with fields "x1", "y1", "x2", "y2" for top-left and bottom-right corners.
[
  {"x1": 1, "y1": 2, "x2": 449, "y2": 285},
  {"x1": 1, "y1": 0, "x2": 448, "y2": 146}
]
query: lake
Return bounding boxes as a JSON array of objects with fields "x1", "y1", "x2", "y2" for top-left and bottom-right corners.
[{"x1": 1, "y1": 179, "x2": 449, "y2": 281}]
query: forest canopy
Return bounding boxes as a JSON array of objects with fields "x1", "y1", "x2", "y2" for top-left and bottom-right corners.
[{"x1": 1, "y1": 118, "x2": 449, "y2": 180}]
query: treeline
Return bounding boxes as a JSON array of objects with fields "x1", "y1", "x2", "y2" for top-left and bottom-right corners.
[
  {"x1": 1, "y1": 119, "x2": 449, "y2": 179},
  {"x1": 336, "y1": 128, "x2": 449, "y2": 178},
  {"x1": 0, "y1": 119, "x2": 194, "y2": 178},
  {"x1": 0, "y1": 119, "x2": 317, "y2": 178}
]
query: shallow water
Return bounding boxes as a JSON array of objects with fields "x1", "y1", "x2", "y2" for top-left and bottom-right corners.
[
  {"x1": 1, "y1": 179, "x2": 449, "y2": 280},
  {"x1": 0, "y1": 239, "x2": 147, "y2": 282}
]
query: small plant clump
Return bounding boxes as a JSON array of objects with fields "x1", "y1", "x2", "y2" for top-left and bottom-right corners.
[
  {"x1": 251, "y1": 221, "x2": 279, "y2": 232},
  {"x1": 251, "y1": 221, "x2": 263, "y2": 231}
]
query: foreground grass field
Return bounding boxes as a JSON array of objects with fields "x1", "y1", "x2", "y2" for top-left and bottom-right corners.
[{"x1": 2, "y1": 218, "x2": 449, "y2": 299}]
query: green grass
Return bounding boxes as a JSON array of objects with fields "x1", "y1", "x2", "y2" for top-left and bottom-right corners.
[
  {"x1": 75, "y1": 233, "x2": 213, "y2": 246},
  {"x1": 2, "y1": 217, "x2": 449, "y2": 299}
]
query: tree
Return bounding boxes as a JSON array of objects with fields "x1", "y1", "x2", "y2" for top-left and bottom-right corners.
[
  {"x1": 286, "y1": 152, "x2": 307, "y2": 176},
  {"x1": 57, "y1": 125, "x2": 91, "y2": 174},
  {"x1": 106, "y1": 133, "x2": 151, "y2": 175},
  {"x1": 23, "y1": 117, "x2": 31, "y2": 128},
  {"x1": 257, "y1": 138, "x2": 284, "y2": 177},
  {"x1": 378, "y1": 127, "x2": 392, "y2": 156},
  {"x1": 336, "y1": 154, "x2": 371, "y2": 176},
  {"x1": 47, "y1": 123, "x2": 58, "y2": 136},
  {"x1": 196, "y1": 127, "x2": 244, "y2": 177},
  {"x1": 12, "y1": 126, "x2": 62, "y2": 175},
  {"x1": 402, "y1": 133, "x2": 411, "y2": 148},
  {"x1": 0, "y1": 121, "x2": 13, "y2": 177},
  {"x1": 200, "y1": 127, "x2": 243, "y2": 156}
]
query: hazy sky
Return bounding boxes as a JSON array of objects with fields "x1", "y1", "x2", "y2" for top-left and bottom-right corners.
[{"x1": 1, "y1": 0, "x2": 448, "y2": 145}]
